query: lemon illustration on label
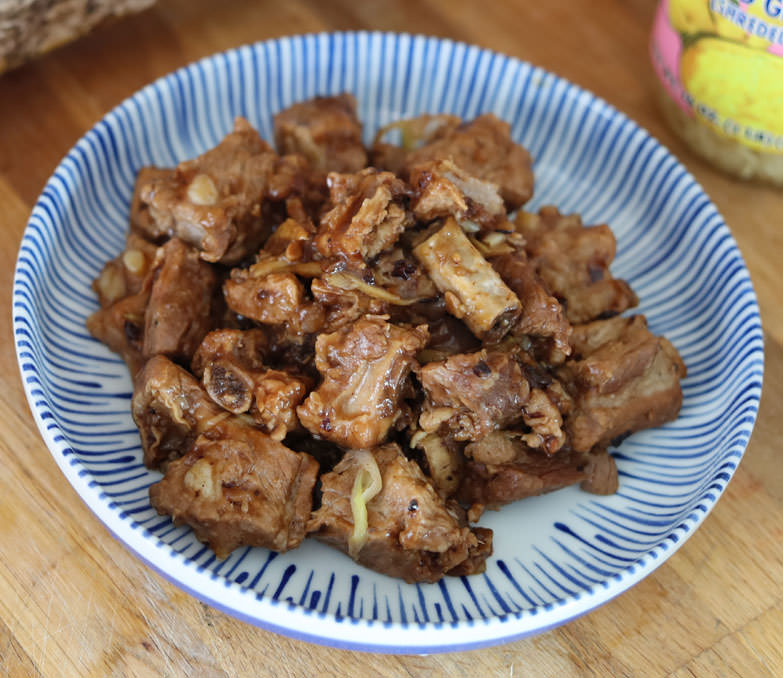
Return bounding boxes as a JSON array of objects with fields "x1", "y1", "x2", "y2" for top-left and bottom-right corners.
[
  {"x1": 680, "y1": 37, "x2": 783, "y2": 151},
  {"x1": 669, "y1": 0, "x2": 715, "y2": 34}
]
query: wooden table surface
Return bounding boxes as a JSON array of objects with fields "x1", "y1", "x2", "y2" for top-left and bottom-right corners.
[{"x1": 1, "y1": 1, "x2": 781, "y2": 675}]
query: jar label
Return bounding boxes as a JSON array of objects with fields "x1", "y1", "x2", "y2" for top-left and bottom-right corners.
[{"x1": 651, "y1": 0, "x2": 783, "y2": 154}]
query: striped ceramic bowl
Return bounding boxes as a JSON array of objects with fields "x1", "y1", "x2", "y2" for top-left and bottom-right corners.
[{"x1": 12, "y1": 32, "x2": 763, "y2": 653}]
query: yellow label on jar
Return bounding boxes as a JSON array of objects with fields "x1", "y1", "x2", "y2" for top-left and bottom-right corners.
[{"x1": 651, "y1": 0, "x2": 783, "y2": 154}]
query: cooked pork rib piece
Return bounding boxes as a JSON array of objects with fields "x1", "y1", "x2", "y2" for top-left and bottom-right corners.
[
  {"x1": 87, "y1": 234, "x2": 159, "y2": 375},
  {"x1": 409, "y1": 159, "x2": 506, "y2": 230},
  {"x1": 191, "y1": 328, "x2": 268, "y2": 377},
  {"x1": 224, "y1": 270, "x2": 304, "y2": 325},
  {"x1": 92, "y1": 233, "x2": 158, "y2": 308},
  {"x1": 458, "y1": 433, "x2": 618, "y2": 507},
  {"x1": 416, "y1": 311, "x2": 481, "y2": 363},
  {"x1": 193, "y1": 329, "x2": 308, "y2": 440},
  {"x1": 520, "y1": 387, "x2": 567, "y2": 454},
  {"x1": 143, "y1": 238, "x2": 218, "y2": 363},
  {"x1": 139, "y1": 118, "x2": 276, "y2": 264},
  {"x1": 224, "y1": 270, "x2": 325, "y2": 337},
  {"x1": 419, "y1": 347, "x2": 567, "y2": 454},
  {"x1": 297, "y1": 316, "x2": 429, "y2": 449},
  {"x1": 130, "y1": 167, "x2": 172, "y2": 240},
  {"x1": 413, "y1": 218, "x2": 520, "y2": 341},
  {"x1": 220, "y1": 206, "x2": 327, "y2": 341},
  {"x1": 371, "y1": 113, "x2": 462, "y2": 175},
  {"x1": 87, "y1": 279, "x2": 151, "y2": 377},
  {"x1": 371, "y1": 247, "x2": 439, "y2": 302},
  {"x1": 580, "y1": 448, "x2": 620, "y2": 495},
  {"x1": 410, "y1": 431, "x2": 464, "y2": 498},
  {"x1": 263, "y1": 215, "x2": 317, "y2": 260},
  {"x1": 419, "y1": 349, "x2": 529, "y2": 441},
  {"x1": 266, "y1": 154, "x2": 329, "y2": 216},
  {"x1": 274, "y1": 94, "x2": 368, "y2": 173},
  {"x1": 244, "y1": 370, "x2": 309, "y2": 440},
  {"x1": 308, "y1": 444, "x2": 492, "y2": 583},
  {"x1": 491, "y1": 251, "x2": 572, "y2": 364},
  {"x1": 309, "y1": 276, "x2": 388, "y2": 333},
  {"x1": 515, "y1": 206, "x2": 638, "y2": 324},
  {"x1": 558, "y1": 315, "x2": 686, "y2": 452},
  {"x1": 403, "y1": 114, "x2": 534, "y2": 210},
  {"x1": 91, "y1": 238, "x2": 218, "y2": 369},
  {"x1": 149, "y1": 417, "x2": 318, "y2": 557},
  {"x1": 315, "y1": 168, "x2": 413, "y2": 263},
  {"x1": 131, "y1": 356, "x2": 226, "y2": 469}
]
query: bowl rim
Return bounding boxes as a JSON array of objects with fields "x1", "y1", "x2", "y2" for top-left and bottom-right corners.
[{"x1": 12, "y1": 30, "x2": 765, "y2": 653}]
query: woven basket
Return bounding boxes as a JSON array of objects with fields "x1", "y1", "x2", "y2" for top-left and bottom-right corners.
[{"x1": 0, "y1": 0, "x2": 156, "y2": 74}]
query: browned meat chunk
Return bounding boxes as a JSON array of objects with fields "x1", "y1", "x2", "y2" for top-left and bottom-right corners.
[
  {"x1": 131, "y1": 356, "x2": 227, "y2": 469},
  {"x1": 410, "y1": 431, "x2": 464, "y2": 498},
  {"x1": 458, "y1": 433, "x2": 617, "y2": 507},
  {"x1": 191, "y1": 328, "x2": 268, "y2": 377},
  {"x1": 419, "y1": 349, "x2": 529, "y2": 441},
  {"x1": 263, "y1": 216, "x2": 317, "y2": 260},
  {"x1": 90, "y1": 238, "x2": 219, "y2": 370},
  {"x1": 88, "y1": 232, "x2": 163, "y2": 376},
  {"x1": 404, "y1": 114, "x2": 534, "y2": 209},
  {"x1": 315, "y1": 168, "x2": 412, "y2": 264},
  {"x1": 222, "y1": 214, "x2": 323, "y2": 333},
  {"x1": 266, "y1": 154, "x2": 329, "y2": 215},
  {"x1": 370, "y1": 142, "x2": 408, "y2": 176},
  {"x1": 491, "y1": 251, "x2": 572, "y2": 364},
  {"x1": 310, "y1": 276, "x2": 387, "y2": 333},
  {"x1": 297, "y1": 317, "x2": 428, "y2": 448},
  {"x1": 92, "y1": 233, "x2": 158, "y2": 308},
  {"x1": 193, "y1": 329, "x2": 308, "y2": 440},
  {"x1": 516, "y1": 206, "x2": 638, "y2": 324},
  {"x1": 225, "y1": 270, "x2": 303, "y2": 324},
  {"x1": 143, "y1": 238, "x2": 218, "y2": 363},
  {"x1": 417, "y1": 312, "x2": 481, "y2": 364},
  {"x1": 314, "y1": 264, "x2": 439, "y2": 330},
  {"x1": 87, "y1": 282, "x2": 151, "y2": 377},
  {"x1": 370, "y1": 247, "x2": 439, "y2": 302},
  {"x1": 419, "y1": 347, "x2": 567, "y2": 453},
  {"x1": 149, "y1": 418, "x2": 318, "y2": 557},
  {"x1": 225, "y1": 210, "x2": 323, "y2": 285},
  {"x1": 413, "y1": 218, "x2": 520, "y2": 341},
  {"x1": 308, "y1": 444, "x2": 492, "y2": 583},
  {"x1": 274, "y1": 94, "x2": 367, "y2": 173},
  {"x1": 371, "y1": 114, "x2": 462, "y2": 175},
  {"x1": 409, "y1": 159, "x2": 506, "y2": 230},
  {"x1": 246, "y1": 370, "x2": 309, "y2": 440},
  {"x1": 130, "y1": 167, "x2": 172, "y2": 240},
  {"x1": 139, "y1": 118, "x2": 276, "y2": 264},
  {"x1": 511, "y1": 351, "x2": 575, "y2": 424},
  {"x1": 224, "y1": 270, "x2": 325, "y2": 336},
  {"x1": 519, "y1": 387, "x2": 567, "y2": 454},
  {"x1": 557, "y1": 315, "x2": 686, "y2": 452},
  {"x1": 580, "y1": 448, "x2": 620, "y2": 495}
]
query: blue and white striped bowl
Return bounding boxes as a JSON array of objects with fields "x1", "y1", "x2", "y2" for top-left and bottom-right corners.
[{"x1": 13, "y1": 32, "x2": 763, "y2": 653}]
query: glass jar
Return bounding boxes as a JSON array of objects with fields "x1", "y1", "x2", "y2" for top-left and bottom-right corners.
[{"x1": 650, "y1": 0, "x2": 783, "y2": 185}]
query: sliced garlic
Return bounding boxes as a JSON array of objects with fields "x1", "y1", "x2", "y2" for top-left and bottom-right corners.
[
  {"x1": 184, "y1": 458, "x2": 221, "y2": 501},
  {"x1": 122, "y1": 249, "x2": 146, "y2": 275},
  {"x1": 187, "y1": 173, "x2": 219, "y2": 206}
]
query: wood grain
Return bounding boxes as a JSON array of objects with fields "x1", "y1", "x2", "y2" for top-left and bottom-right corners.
[{"x1": 0, "y1": 1, "x2": 780, "y2": 675}]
